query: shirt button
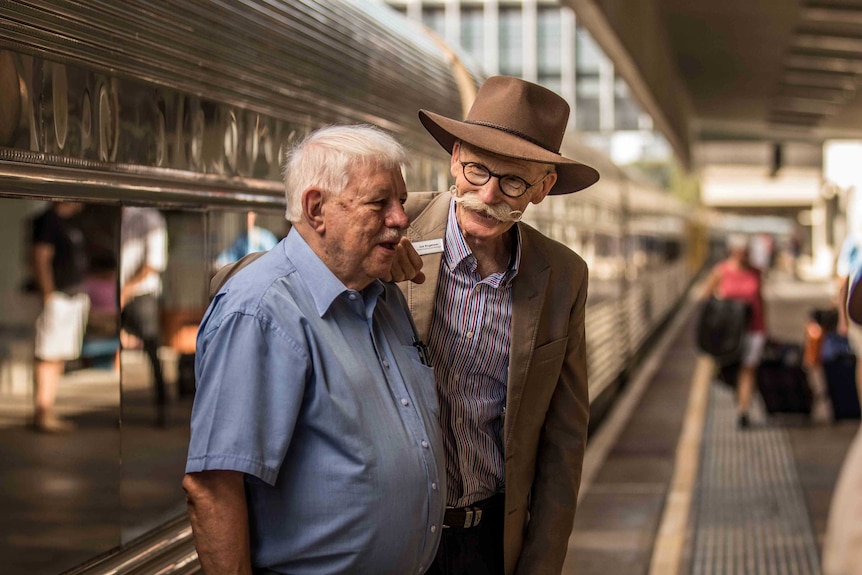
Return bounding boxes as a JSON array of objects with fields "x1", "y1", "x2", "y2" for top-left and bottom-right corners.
[
  {"x1": 382, "y1": 360, "x2": 390, "y2": 369},
  {"x1": 432, "y1": 482, "x2": 438, "y2": 490},
  {"x1": 348, "y1": 293, "x2": 357, "y2": 300},
  {"x1": 465, "y1": 331, "x2": 473, "y2": 338},
  {"x1": 401, "y1": 398, "x2": 409, "y2": 406},
  {"x1": 456, "y1": 417, "x2": 463, "y2": 424},
  {"x1": 431, "y1": 525, "x2": 437, "y2": 533},
  {"x1": 421, "y1": 440, "x2": 429, "y2": 448}
]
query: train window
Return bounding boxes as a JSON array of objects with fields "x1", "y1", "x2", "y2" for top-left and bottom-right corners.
[
  {"x1": 0, "y1": 203, "x2": 290, "y2": 574},
  {"x1": 0, "y1": 198, "x2": 122, "y2": 574}
]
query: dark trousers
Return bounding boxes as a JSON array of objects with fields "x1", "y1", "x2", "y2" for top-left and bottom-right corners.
[
  {"x1": 426, "y1": 495, "x2": 505, "y2": 575},
  {"x1": 121, "y1": 294, "x2": 167, "y2": 424}
]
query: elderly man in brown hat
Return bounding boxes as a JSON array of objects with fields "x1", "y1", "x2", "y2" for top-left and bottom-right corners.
[{"x1": 392, "y1": 76, "x2": 599, "y2": 575}]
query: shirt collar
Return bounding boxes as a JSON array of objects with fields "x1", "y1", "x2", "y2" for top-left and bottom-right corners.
[
  {"x1": 283, "y1": 228, "x2": 385, "y2": 317},
  {"x1": 444, "y1": 198, "x2": 522, "y2": 284}
]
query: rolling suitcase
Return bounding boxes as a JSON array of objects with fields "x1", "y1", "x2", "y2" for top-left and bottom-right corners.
[
  {"x1": 820, "y1": 334, "x2": 861, "y2": 420},
  {"x1": 756, "y1": 340, "x2": 812, "y2": 415}
]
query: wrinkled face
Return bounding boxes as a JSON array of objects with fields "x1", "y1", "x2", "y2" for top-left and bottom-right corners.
[
  {"x1": 450, "y1": 142, "x2": 556, "y2": 243},
  {"x1": 321, "y1": 163, "x2": 409, "y2": 290}
]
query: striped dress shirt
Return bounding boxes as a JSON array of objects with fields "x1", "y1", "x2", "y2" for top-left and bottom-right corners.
[{"x1": 428, "y1": 200, "x2": 521, "y2": 507}]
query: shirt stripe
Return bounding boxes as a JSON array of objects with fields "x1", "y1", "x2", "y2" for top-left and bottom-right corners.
[{"x1": 428, "y1": 199, "x2": 521, "y2": 507}]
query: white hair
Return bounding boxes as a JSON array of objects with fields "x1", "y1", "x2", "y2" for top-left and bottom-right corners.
[{"x1": 282, "y1": 124, "x2": 406, "y2": 222}]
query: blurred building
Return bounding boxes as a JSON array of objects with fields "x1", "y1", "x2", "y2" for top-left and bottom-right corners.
[
  {"x1": 387, "y1": 0, "x2": 862, "y2": 280},
  {"x1": 385, "y1": 0, "x2": 673, "y2": 167}
]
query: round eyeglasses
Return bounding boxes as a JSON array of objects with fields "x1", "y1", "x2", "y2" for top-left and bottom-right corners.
[{"x1": 460, "y1": 162, "x2": 546, "y2": 198}]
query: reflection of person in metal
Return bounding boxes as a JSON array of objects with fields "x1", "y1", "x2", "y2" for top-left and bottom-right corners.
[
  {"x1": 183, "y1": 125, "x2": 443, "y2": 574},
  {"x1": 214, "y1": 210, "x2": 278, "y2": 268},
  {"x1": 120, "y1": 207, "x2": 168, "y2": 427},
  {"x1": 31, "y1": 201, "x2": 89, "y2": 432}
]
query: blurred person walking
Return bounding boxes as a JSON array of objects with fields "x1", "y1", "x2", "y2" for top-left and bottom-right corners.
[
  {"x1": 30, "y1": 201, "x2": 89, "y2": 432},
  {"x1": 702, "y1": 234, "x2": 767, "y2": 429},
  {"x1": 823, "y1": 264, "x2": 862, "y2": 575},
  {"x1": 835, "y1": 231, "x2": 862, "y2": 401},
  {"x1": 214, "y1": 210, "x2": 279, "y2": 269},
  {"x1": 120, "y1": 206, "x2": 169, "y2": 426}
]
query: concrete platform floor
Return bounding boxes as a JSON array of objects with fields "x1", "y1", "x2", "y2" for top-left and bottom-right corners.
[{"x1": 564, "y1": 271, "x2": 859, "y2": 575}]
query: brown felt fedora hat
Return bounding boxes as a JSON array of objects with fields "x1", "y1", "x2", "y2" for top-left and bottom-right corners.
[{"x1": 419, "y1": 76, "x2": 599, "y2": 195}]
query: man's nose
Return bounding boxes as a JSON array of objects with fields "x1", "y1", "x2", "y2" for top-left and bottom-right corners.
[
  {"x1": 387, "y1": 202, "x2": 409, "y2": 229},
  {"x1": 475, "y1": 177, "x2": 506, "y2": 203}
]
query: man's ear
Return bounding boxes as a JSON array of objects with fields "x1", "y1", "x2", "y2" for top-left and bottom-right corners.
[
  {"x1": 449, "y1": 141, "x2": 462, "y2": 179},
  {"x1": 302, "y1": 188, "x2": 326, "y2": 233},
  {"x1": 530, "y1": 172, "x2": 557, "y2": 205}
]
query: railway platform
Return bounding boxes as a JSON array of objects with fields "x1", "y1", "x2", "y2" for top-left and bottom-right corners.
[{"x1": 564, "y1": 270, "x2": 860, "y2": 575}]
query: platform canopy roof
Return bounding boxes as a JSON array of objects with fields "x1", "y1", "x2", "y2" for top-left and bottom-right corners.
[{"x1": 568, "y1": 0, "x2": 862, "y2": 169}]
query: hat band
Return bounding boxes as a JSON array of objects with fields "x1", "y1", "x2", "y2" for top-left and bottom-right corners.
[{"x1": 465, "y1": 120, "x2": 560, "y2": 154}]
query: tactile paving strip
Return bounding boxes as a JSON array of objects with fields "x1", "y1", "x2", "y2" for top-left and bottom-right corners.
[{"x1": 689, "y1": 384, "x2": 821, "y2": 575}]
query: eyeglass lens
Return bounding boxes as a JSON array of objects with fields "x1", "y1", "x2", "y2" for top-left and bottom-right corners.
[{"x1": 461, "y1": 162, "x2": 529, "y2": 197}]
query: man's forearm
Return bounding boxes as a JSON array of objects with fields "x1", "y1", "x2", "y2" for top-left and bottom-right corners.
[{"x1": 183, "y1": 470, "x2": 253, "y2": 575}]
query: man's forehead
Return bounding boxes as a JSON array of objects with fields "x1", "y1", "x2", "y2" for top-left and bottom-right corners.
[{"x1": 349, "y1": 164, "x2": 406, "y2": 195}]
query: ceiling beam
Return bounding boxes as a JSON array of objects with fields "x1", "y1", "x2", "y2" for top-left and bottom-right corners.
[
  {"x1": 801, "y1": 6, "x2": 862, "y2": 27},
  {"x1": 562, "y1": 0, "x2": 693, "y2": 169}
]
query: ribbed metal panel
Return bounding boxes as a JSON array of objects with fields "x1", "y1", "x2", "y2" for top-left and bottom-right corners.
[
  {"x1": 0, "y1": 0, "x2": 462, "y2": 154},
  {"x1": 625, "y1": 286, "x2": 651, "y2": 353},
  {"x1": 585, "y1": 299, "x2": 627, "y2": 398}
]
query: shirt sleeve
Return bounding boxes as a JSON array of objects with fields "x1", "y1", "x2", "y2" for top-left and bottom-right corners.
[
  {"x1": 186, "y1": 308, "x2": 309, "y2": 485},
  {"x1": 32, "y1": 212, "x2": 56, "y2": 246},
  {"x1": 145, "y1": 216, "x2": 168, "y2": 273}
]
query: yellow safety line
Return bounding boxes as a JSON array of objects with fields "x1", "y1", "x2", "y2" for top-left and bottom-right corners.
[{"x1": 648, "y1": 354, "x2": 714, "y2": 575}]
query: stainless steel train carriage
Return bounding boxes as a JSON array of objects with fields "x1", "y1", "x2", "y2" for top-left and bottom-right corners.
[
  {"x1": 524, "y1": 142, "x2": 701, "y2": 419},
  {"x1": 0, "y1": 1, "x2": 704, "y2": 573}
]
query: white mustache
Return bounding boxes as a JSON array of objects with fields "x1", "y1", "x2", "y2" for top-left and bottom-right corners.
[
  {"x1": 453, "y1": 193, "x2": 523, "y2": 223},
  {"x1": 377, "y1": 231, "x2": 402, "y2": 244}
]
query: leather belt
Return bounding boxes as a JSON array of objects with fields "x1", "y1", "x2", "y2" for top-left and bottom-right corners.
[{"x1": 443, "y1": 493, "x2": 504, "y2": 529}]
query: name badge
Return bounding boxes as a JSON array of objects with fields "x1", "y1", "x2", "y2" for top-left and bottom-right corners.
[{"x1": 412, "y1": 238, "x2": 444, "y2": 256}]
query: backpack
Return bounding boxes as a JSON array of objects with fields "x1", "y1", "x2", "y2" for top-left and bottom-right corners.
[{"x1": 696, "y1": 296, "x2": 751, "y2": 365}]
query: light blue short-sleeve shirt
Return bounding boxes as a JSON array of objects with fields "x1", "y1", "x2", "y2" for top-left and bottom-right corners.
[{"x1": 186, "y1": 228, "x2": 444, "y2": 575}]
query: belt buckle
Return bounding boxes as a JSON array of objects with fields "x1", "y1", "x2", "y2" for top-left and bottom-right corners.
[{"x1": 444, "y1": 504, "x2": 485, "y2": 529}]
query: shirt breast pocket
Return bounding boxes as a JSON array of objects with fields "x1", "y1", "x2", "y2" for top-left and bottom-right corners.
[{"x1": 399, "y1": 344, "x2": 439, "y2": 416}]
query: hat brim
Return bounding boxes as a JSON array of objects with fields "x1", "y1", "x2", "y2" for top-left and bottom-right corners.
[
  {"x1": 419, "y1": 110, "x2": 599, "y2": 195},
  {"x1": 848, "y1": 268, "x2": 862, "y2": 324}
]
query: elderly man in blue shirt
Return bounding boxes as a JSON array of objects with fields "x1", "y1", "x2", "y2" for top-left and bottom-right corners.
[{"x1": 183, "y1": 124, "x2": 444, "y2": 575}]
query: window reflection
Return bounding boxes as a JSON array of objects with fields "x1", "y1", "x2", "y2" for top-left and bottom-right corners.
[
  {"x1": 0, "y1": 198, "x2": 121, "y2": 574},
  {"x1": 118, "y1": 207, "x2": 285, "y2": 543},
  {"x1": 120, "y1": 209, "x2": 198, "y2": 542},
  {"x1": 0, "y1": 201, "x2": 287, "y2": 571}
]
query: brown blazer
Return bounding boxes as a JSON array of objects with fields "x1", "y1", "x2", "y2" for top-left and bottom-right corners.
[{"x1": 399, "y1": 192, "x2": 590, "y2": 575}]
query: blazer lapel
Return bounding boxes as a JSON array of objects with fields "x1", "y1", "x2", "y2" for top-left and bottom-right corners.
[
  {"x1": 504, "y1": 227, "x2": 550, "y2": 446},
  {"x1": 403, "y1": 193, "x2": 450, "y2": 341}
]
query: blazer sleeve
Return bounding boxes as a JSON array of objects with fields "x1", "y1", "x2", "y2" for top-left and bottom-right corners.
[{"x1": 515, "y1": 260, "x2": 590, "y2": 575}]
